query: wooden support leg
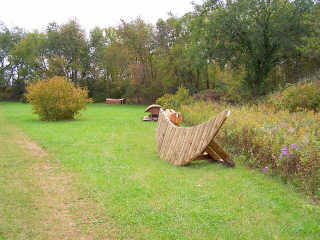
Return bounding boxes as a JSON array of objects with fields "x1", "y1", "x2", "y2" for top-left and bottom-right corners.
[
  {"x1": 194, "y1": 154, "x2": 214, "y2": 161},
  {"x1": 205, "y1": 140, "x2": 235, "y2": 167},
  {"x1": 205, "y1": 145, "x2": 223, "y2": 162}
]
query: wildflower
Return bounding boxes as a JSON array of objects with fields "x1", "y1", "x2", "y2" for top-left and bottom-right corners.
[
  {"x1": 281, "y1": 122, "x2": 286, "y2": 127},
  {"x1": 281, "y1": 146, "x2": 289, "y2": 156},
  {"x1": 280, "y1": 146, "x2": 289, "y2": 159},
  {"x1": 290, "y1": 143, "x2": 296, "y2": 149},
  {"x1": 263, "y1": 166, "x2": 268, "y2": 173}
]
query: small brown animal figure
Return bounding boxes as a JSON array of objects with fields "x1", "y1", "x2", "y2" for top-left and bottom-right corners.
[{"x1": 165, "y1": 109, "x2": 182, "y2": 126}]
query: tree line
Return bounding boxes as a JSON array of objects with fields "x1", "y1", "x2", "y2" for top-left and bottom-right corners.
[{"x1": 1, "y1": 0, "x2": 320, "y2": 103}]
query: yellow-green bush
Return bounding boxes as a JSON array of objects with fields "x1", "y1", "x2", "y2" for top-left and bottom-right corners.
[
  {"x1": 180, "y1": 101, "x2": 320, "y2": 196},
  {"x1": 267, "y1": 82, "x2": 320, "y2": 112},
  {"x1": 156, "y1": 86, "x2": 193, "y2": 109},
  {"x1": 25, "y1": 76, "x2": 93, "y2": 121}
]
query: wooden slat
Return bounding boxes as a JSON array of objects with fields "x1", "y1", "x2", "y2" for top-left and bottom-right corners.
[
  {"x1": 159, "y1": 113, "x2": 176, "y2": 162},
  {"x1": 175, "y1": 127, "x2": 188, "y2": 165},
  {"x1": 207, "y1": 140, "x2": 235, "y2": 167},
  {"x1": 167, "y1": 127, "x2": 183, "y2": 165},
  {"x1": 184, "y1": 120, "x2": 206, "y2": 162},
  {"x1": 205, "y1": 144, "x2": 222, "y2": 162},
  {"x1": 156, "y1": 111, "x2": 168, "y2": 152},
  {"x1": 156, "y1": 109, "x2": 231, "y2": 166},
  {"x1": 191, "y1": 119, "x2": 213, "y2": 160},
  {"x1": 162, "y1": 127, "x2": 177, "y2": 163},
  {"x1": 178, "y1": 128, "x2": 193, "y2": 165},
  {"x1": 211, "y1": 110, "x2": 228, "y2": 139}
]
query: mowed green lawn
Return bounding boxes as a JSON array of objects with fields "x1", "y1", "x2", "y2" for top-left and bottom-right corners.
[{"x1": 1, "y1": 102, "x2": 319, "y2": 239}]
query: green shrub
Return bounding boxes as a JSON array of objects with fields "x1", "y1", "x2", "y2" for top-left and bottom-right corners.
[
  {"x1": 25, "y1": 76, "x2": 93, "y2": 121},
  {"x1": 156, "y1": 86, "x2": 193, "y2": 110},
  {"x1": 156, "y1": 93, "x2": 175, "y2": 109},
  {"x1": 267, "y1": 82, "x2": 320, "y2": 112}
]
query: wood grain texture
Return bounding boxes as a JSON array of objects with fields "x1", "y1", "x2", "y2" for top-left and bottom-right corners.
[{"x1": 156, "y1": 109, "x2": 229, "y2": 166}]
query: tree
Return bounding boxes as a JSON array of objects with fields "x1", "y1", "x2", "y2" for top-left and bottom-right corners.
[
  {"x1": 88, "y1": 27, "x2": 132, "y2": 100},
  {"x1": 118, "y1": 18, "x2": 156, "y2": 102},
  {"x1": 300, "y1": 2, "x2": 320, "y2": 66},
  {"x1": 200, "y1": 0, "x2": 313, "y2": 96},
  {"x1": 46, "y1": 20, "x2": 89, "y2": 84},
  {"x1": 87, "y1": 27, "x2": 109, "y2": 100},
  {"x1": 153, "y1": 16, "x2": 185, "y2": 93},
  {"x1": 10, "y1": 31, "x2": 48, "y2": 82},
  {"x1": 0, "y1": 24, "x2": 25, "y2": 99},
  {"x1": 153, "y1": 15, "x2": 202, "y2": 93},
  {"x1": 0, "y1": 24, "x2": 24, "y2": 89}
]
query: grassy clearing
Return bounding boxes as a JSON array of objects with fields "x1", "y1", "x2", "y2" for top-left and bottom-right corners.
[
  {"x1": 1, "y1": 102, "x2": 320, "y2": 239},
  {"x1": 0, "y1": 105, "x2": 114, "y2": 239}
]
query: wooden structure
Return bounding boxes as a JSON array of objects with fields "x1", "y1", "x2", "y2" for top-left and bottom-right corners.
[
  {"x1": 156, "y1": 109, "x2": 234, "y2": 167},
  {"x1": 106, "y1": 98, "x2": 126, "y2": 104},
  {"x1": 143, "y1": 104, "x2": 162, "y2": 121}
]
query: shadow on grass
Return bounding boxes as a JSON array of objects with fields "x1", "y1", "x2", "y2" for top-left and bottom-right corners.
[
  {"x1": 22, "y1": 117, "x2": 92, "y2": 124},
  {"x1": 183, "y1": 160, "x2": 230, "y2": 170}
]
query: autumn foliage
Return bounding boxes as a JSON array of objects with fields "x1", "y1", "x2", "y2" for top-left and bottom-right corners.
[{"x1": 25, "y1": 76, "x2": 92, "y2": 121}]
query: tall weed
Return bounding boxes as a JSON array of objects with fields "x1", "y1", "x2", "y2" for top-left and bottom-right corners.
[{"x1": 181, "y1": 101, "x2": 320, "y2": 196}]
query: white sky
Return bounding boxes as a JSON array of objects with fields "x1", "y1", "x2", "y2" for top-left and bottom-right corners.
[{"x1": 1, "y1": 0, "x2": 202, "y2": 33}]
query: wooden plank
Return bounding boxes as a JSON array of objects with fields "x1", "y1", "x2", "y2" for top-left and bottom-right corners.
[
  {"x1": 156, "y1": 112, "x2": 169, "y2": 152},
  {"x1": 208, "y1": 140, "x2": 229, "y2": 160},
  {"x1": 173, "y1": 128, "x2": 186, "y2": 165},
  {"x1": 211, "y1": 110, "x2": 228, "y2": 139},
  {"x1": 166, "y1": 127, "x2": 183, "y2": 165},
  {"x1": 159, "y1": 120, "x2": 176, "y2": 162},
  {"x1": 192, "y1": 119, "x2": 214, "y2": 160},
  {"x1": 184, "y1": 121, "x2": 206, "y2": 162},
  {"x1": 177, "y1": 128, "x2": 193, "y2": 165},
  {"x1": 205, "y1": 145, "x2": 222, "y2": 162},
  {"x1": 193, "y1": 154, "x2": 212, "y2": 161},
  {"x1": 207, "y1": 140, "x2": 235, "y2": 167},
  {"x1": 162, "y1": 127, "x2": 177, "y2": 163},
  {"x1": 158, "y1": 110, "x2": 171, "y2": 155}
]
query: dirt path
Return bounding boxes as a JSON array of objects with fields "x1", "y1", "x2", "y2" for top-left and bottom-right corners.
[
  {"x1": 0, "y1": 118, "x2": 116, "y2": 239},
  {"x1": 22, "y1": 138, "x2": 109, "y2": 239}
]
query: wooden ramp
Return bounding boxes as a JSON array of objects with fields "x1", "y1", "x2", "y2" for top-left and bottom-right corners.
[{"x1": 156, "y1": 109, "x2": 234, "y2": 167}]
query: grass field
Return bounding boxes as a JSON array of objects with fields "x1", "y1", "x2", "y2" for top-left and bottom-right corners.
[{"x1": 1, "y1": 102, "x2": 320, "y2": 239}]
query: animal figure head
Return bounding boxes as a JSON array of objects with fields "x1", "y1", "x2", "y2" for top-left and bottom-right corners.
[{"x1": 165, "y1": 109, "x2": 182, "y2": 126}]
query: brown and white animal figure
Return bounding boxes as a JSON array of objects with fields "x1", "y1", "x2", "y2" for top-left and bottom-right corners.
[{"x1": 165, "y1": 109, "x2": 182, "y2": 126}]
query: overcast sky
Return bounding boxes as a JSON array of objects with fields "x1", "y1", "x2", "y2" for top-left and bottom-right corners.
[{"x1": 1, "y1": 0, "x2": 202, "y2": 33}]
